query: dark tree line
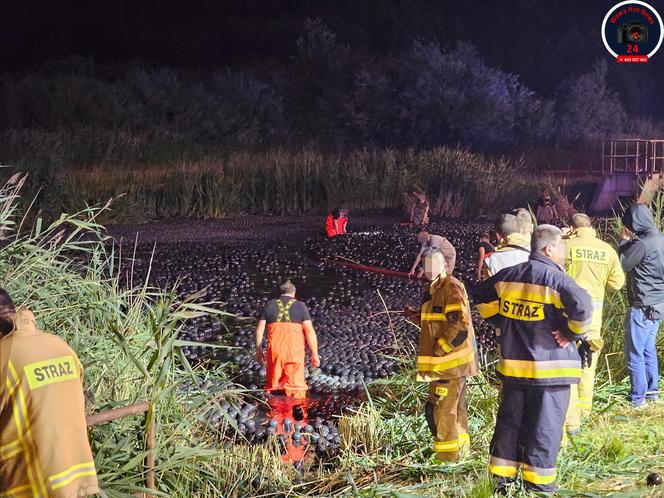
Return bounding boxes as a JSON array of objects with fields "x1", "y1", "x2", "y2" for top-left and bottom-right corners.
[{"x1": 1, "y1": 0, "x2": 662, "y2": 152}]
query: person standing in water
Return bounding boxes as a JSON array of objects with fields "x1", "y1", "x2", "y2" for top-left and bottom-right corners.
[{"x1": 255, "y1": 280, "x2": 320, "y2": 399}]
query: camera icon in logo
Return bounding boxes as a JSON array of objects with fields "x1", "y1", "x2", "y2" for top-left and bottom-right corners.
[{"x1": 618, "y1": 21, "x2": 649, "y2": 43}]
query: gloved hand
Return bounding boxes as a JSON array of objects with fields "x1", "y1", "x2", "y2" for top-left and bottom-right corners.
[{"x1": 577, "y1": 339, "x2": 593, "y2": 369}]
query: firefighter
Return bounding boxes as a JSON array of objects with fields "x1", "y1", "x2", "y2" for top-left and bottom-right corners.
[
  {"x1": 0, "y1": 289, "x2": 99, "y2": 497},
  {"x1": 255, "y1": 280, "x2": 320, "y2": 399},
  {"x1": 414, "y1": 247, "x2": 477, "y2": 461},
  {"x1": 482, "y1": 214, "x2": 530, "y2": 279},
  {"x1": 512, "y1": 207, "x2": 534, "y2": 236},
  {"x1": 564, "y1": 213, "x2": 624, "y2": 433},
  {"x1": 474, "y1": 225, "x2": 593, "y2": 494},
  {"x1": 325, "y1": 207, "x2": 348, "y2": 238}
]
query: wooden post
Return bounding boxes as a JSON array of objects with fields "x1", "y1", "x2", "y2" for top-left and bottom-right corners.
[
  {"x1": 145, "y1": 403, "x2": 156, "y2": 493},
  {"x1": 86, "y1": 401, "x2": 156, "y2": 495}
]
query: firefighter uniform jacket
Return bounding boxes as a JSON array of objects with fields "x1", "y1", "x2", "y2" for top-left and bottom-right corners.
[
  {"x1": 483, "y1": 233, "x2": 531, "y2": 279},
  {"x1": 0, "y1": 310, "x2": 99, "y2": 498},
  {"x1": 417, "y1": 274, "x2": 477, "y2": 381},
  {"x1": 564, "y1": 227, "x2": 624, "y2": 344},
  {"x1": 565, "y1": 227, "x2": 624, "y2": 303},
  {"x1": 475, "y1": 253, "x2": 593, "y2": 385}
]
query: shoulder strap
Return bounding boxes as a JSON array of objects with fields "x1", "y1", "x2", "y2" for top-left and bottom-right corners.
[
  {"x1": 276, "y1": 299, "x2": 295, "y2": 322},
  {"x1": 504, "y1": 244, "x2": 531, "y2": 253}
]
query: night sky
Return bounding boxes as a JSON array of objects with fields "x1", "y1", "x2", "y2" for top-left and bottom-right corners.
[
  {"x1": 3, "y1": 0, "x2": 663, "y2": 93},
  {"x1": 2, "y1": 0, "x2": 664, "y2": 148}
]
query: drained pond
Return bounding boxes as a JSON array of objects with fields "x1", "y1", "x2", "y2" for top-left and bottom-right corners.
[{"x1": 110, "y1": 216, "x2": 496, "y2": 466}]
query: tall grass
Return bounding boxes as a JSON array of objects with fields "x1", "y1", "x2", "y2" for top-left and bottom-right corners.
[
  {"x1": 25, "y1": 147, "x2": 534, "y2": 222},
  {"x1": 0, "y1": 174, "x2": 268, "y2": 496}
]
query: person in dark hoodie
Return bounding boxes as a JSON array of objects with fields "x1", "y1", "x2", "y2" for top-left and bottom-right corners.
[{"x1": 619, "y1": 203, "x2": 664, "y2": 407}]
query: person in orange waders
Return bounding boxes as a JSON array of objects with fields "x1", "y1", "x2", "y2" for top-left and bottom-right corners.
[
  {"x1": 0, "y1": 289, "x2": 99, "y2": 497},
  {"x1": 255, "y1": 280, "x2": 320, "y2": 399},
  {"x1": 325, "y1": 207, "x2": 348, "y2": 238}
]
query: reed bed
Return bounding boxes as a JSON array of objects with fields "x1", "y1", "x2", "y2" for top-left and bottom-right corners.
[{"x1": 3, "y1": 143, "x2": 538, "y2": 222}]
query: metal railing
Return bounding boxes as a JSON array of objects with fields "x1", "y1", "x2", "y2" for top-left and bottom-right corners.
[{"x1": 602, "y1": 138, "x2": 664, "y2": 175}]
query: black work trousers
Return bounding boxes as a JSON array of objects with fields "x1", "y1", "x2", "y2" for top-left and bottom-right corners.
[{"x1": 489, "y1": 383, "x2": 570, "y2": 493}]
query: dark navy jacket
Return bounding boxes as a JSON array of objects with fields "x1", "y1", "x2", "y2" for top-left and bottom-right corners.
[
  {"x1": 474, "y1": 253, "x2": 592, "y2": 386},
  {"x1": 620, "y1": 203, "x2": 664, "y2": 311}
]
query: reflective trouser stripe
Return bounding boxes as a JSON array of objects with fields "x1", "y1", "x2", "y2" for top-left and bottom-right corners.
[
  {"x1": 421, "y1": 312, "x2": 446, "y2": 321},
  {"x1": 488, "y1": 459, "x2": 556, "y2": 484},
  {"x1": 522, "y1": 464, "x2": 557, "y2": 485},
  {"x1": 489, "y1": 457, "x2": 519, "y2": 478},
  {"x1": 434, "y1": 439, "x2": 460, "y2": 452},
  {"x1": 434, "y1": 432, "x2": 470, "y2": 453},
  {"x1": 427, "y1": 379, "x2": 468, "y2": 461}
]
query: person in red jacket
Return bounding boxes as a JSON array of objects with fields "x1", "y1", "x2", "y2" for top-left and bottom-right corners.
[{"x1": 326, "y1": 207, "x2": 348, "y2": 238}]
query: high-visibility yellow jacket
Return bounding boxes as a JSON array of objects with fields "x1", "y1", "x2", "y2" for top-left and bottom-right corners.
[
  {"x1": 416, "y1": 274, "x2": 478, "y2": 381},
  {"x1": 0, "y1": 310, "x2": 99, "y2": 498},
  {"x1": 564, "y1": 227, "x2": 625, "y2": 304}
]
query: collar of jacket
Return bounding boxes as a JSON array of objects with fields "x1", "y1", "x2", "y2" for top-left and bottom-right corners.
[
  {"x1": 498, "y1": 232, "x2": 530, "y2": 249},
  {"x1": 571, "y1": 227, "x2": 597, "y2": 239},
  {"x1": 6, "y1": 309, "x2": 38, "y2": 337},
  {"x1": 530, "y1": 252, "x2": 563, "y2": 271},
  {"x1": 429, "y1": 272, "x2": 449, "y2": 292}
]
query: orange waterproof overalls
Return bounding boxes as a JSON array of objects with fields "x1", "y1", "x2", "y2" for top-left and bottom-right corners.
[{"x1": 265, "y1": 299, "x2": 315, "y2": 399}]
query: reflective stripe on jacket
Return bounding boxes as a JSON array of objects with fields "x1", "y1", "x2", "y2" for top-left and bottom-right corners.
[
  {"x1": 0, "y1": 310, "x2": 99, "y2": 498},
  {"x1": 474, "y1": 254, "x2": 593, "y2": 385},
  {"x1": 565, "y1": 227, "x2": 625, "y2": 303},
  {"x1": 416, "y1": 274, "x2": 478, "y2": 381},
  {"x1": 483, "y1": 233, "x2": 531, "y2": 279}
]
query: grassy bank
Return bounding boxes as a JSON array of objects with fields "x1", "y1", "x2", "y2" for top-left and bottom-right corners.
[{"x1": 4, "y1": 145, "x2": 540, "y2": 222}]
